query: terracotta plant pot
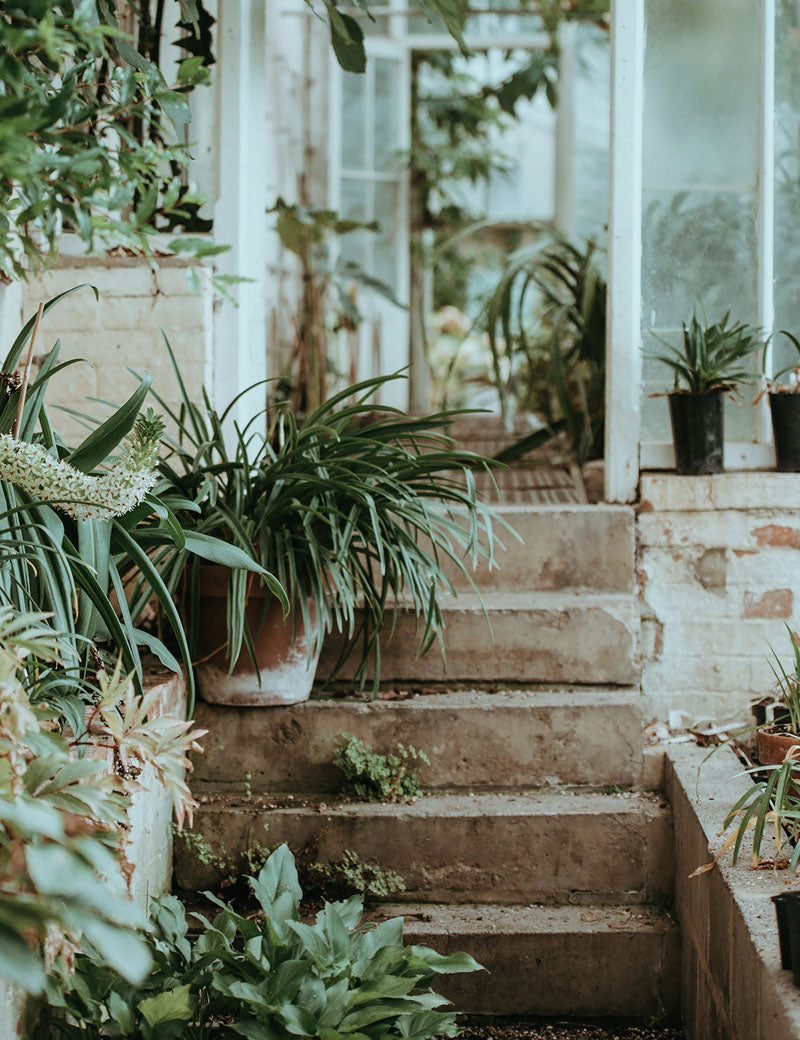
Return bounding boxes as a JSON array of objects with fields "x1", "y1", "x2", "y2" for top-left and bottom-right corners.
[
  {"x1": 757, "y1": 727, "x2": 800, "y2": 767},
  {"x1": 194, "y1": 566, "x2": 320, "y2": 707}
]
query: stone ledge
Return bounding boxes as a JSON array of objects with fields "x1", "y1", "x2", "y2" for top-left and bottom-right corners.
[
  {"x1": 640, "y1": 473, "x2": 800, "y2": 513},
  {"x1": 665, "y1": 741, "x2": 800, "y2": 1040}
]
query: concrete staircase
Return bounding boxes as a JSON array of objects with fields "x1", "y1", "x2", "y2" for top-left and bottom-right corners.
[{"x1": 176, "y1": 504, "x2": 680, "y2": 1023}]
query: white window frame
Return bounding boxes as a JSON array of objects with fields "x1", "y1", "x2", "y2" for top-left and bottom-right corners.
[{"x1": 609, "y1": 0, "x2": 779, "y2": 500}]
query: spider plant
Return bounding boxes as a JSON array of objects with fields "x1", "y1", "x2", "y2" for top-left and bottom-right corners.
[
  {"x1": 137, "y1": 350, "x2": 502, "y2": 695},
  {"x1": 710, "y1": 757, "x2": 800, "y2": 873},
  {"x1": 648, "y1": 309, "x2": 766, "y2": 395},
  {"x1": 766, "y1": 625, "x2": 800, "y2": 734},
  {"x1": 0, "y1": 288, "x2": 270, "y2": 720}
]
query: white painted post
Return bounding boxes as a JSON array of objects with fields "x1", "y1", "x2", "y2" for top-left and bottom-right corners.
[
  {"x1": 605, "y1": 0, "x2": 645, "y2": 503},
  {"x1": 757, "y1": 0, "x2": 776, "y2": 446},
  {"x1": 554, "y1": 21, "x2": 577, "y2": 239},
  {"x1": 213, "y1": 0, "x2": 270, "y2": 430}
]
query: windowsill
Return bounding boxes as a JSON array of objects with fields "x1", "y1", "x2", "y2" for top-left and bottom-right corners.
[{"x1": 640, "y1": 471, "x2": 800, "y2": 512}]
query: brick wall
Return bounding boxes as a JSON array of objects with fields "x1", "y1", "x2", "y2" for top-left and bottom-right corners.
[
  {"x1": 19, "y1": 256, "x2": 213, "y2": 442},
  {"x1": 637, "y1": 473, "x2": 800, "y2": 724}
]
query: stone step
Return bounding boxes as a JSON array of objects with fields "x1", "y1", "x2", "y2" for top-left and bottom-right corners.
[
  {"x1": 192, "y1": 688, "x2": 643, "y2": 792},
  {"x1": 444, "y1": 504, "x2": 635, "y2": 594},
  {"x1": 317, "y1": 592, "x2": 638, "y2": 686},
  {"x1": 369, "y1": 903, "x2": 680, "y2": 1021},
  {"x1": 174, "y1": 791, "x2": 673, "y2": 906}
]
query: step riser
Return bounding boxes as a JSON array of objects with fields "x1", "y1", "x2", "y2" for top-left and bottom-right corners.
[
  {"x1": 192, "y1": 692, "x2": 644, "y2": 791},
  {"x1": 318, "y1": 600, "x2": 638, "y2": 686},
  {"x1": 393, "y1": 917, "x2": 680, "y2": 1021},
  {"x1": 174, "y1": 801, "x2": 673, "y2": 905},
  {"x1": 441, "y1": 506, "x2": 635, "y2": 594}
]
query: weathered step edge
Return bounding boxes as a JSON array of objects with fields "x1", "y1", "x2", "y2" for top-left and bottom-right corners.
[
  {"x1": 175, "y1": 790, "x2": 674, "y2": 906},
  {"x1": 323, "y1": 592, "x2": 640, "y2": 687},
  {"x1": 370, "y1": 903, "x2": 681, "y2": 1022},
  {"x1": 192, "y1": 688, "x2": 644, "y2": 792}
]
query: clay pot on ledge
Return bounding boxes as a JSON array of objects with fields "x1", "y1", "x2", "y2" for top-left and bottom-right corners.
[
  {"x1": 757, "y1": 726, "x2": 800, "y2": 767},
  {"x1": 194, "y1": 565, "x2": 320, "y2": 707}
]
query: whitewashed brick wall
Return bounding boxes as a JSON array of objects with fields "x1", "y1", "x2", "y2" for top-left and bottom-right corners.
[
  {"x1": 18, "y1": 257, "x2": 213, "y2": 442},
  {"x1": 637, "y1": 473, "x2": 800, "y2": 724}
]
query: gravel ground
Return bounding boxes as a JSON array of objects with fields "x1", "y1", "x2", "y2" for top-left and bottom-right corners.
[{"x1": 458, "y1": 1022, "x2": 685, "y2": 1040}]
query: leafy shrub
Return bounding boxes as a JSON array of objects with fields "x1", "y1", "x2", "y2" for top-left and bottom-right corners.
[
  {"x1": 305, "y1": 850, "x2": 406, "y2": 901},
  {"x1": 0, "y1": 608, "x2": 205, "y2": 994},
  {"x1": 47, "y1": 844, "x2": 481, "y2": 1039},
  {"x1": 334, "y1": 733, "x2": 430, "y2": 801}
]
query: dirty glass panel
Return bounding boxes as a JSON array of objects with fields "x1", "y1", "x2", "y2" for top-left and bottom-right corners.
[
  {"x1": 374, "y1": 181, "x2": 402, "y2": 287},
  {"x1": 571, "y1": 23, "x2": 610, "y2": 243},
  {"x1": 340, "y1": 177, "x2": 372, "y2": 270},
  {"x1": 773, "y1": 0, "x2": 800, "y2": 380},
  {"x1": 341, "y1": 71, "x2": 368, "y2": 170},
  {"x1": 641, "y1": 0, "x2": 760, "y2": 445},
  {"x1": 374, "y1": 58, "x2": 401, "y2": 172}
]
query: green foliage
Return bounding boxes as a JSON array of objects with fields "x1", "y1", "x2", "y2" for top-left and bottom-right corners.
[
  {"x1": 46, "y1": 844, "x2": 482, "y2": 1038},
  {"x1": 305, "y1": 850, "x2": 407, "y2": 901},
  {"x1": 648, "y1": 309, "x2": 766, "y2": 395},
  {"x1": 269, "y1": 199, "x2": 403, "y2": 416},
  {"x1": 145, "y1": 361, "x2": 499, "y2": 695},
  {"x1": 0, "y1": 290, "x2": 271, "y2": 719},
  {"x1": 334, "y1": 733, "x2": 429, "y2": 801},
  {"x1": 766, "y1": 625, "x2": 800, "y2": 734},
  {"x1": 0, "y1": 1, "x2": 212, "y2": 279},
  {"x1": 0, "y1": 609, "x2": 203, "y2": 995},
  {"x1": 712, "y1": 758, "x2": 800, "y2": 873},
  {"x1": 481, "y1": 228, "x2": 607, "y2": 463}
]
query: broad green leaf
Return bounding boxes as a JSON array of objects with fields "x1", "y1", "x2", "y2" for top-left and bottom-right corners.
[{"x1": 138, "y1": 984, "x2": 195, "y2": 1026}]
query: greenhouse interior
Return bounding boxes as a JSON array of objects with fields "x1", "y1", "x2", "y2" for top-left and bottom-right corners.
[{"x1": 2, "y1": 2, "x2": 800, "y2": 1039}]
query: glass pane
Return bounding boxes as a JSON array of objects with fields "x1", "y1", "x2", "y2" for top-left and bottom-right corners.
[
  {"x1": 374, "y1": 181, "x2": 402, "y2": 287},
  {"x1": 642, "y1": 0, "x2": 760, "y2": 445},
  {"x1": 340, "y1": 178, "x2": 372, "y2": 269},
  {"x1": 643, "y1": 0, "x2": 759, "y2": 191},
  {"x1": 774, "y1": 0, "x2": 800, "y2": 379},
  {"x1": 572, "y1": 23, "x2": 610, "y2": 242},
  {"x1": 374, "y1": 58, "x2": 401, "y2": 172},
  {"x1": 341, "y1": 71, "x2": 368, "y2": 170}
]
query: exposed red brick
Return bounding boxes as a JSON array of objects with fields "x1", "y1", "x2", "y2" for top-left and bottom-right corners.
[
  {"x1": 743, "y1": 589, "x2": 794, "y2": 619},
  {"x1": 638, "y1": 499, "x2": 654, "y2": 513},
  {"x1": 751, "y1": 525, "x2": 800, "y2": 548},
  {"x1": 733, "y1": 549, "x2": 759, "y2": 557}
]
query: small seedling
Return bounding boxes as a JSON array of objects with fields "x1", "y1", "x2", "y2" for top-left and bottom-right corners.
[
  {"x1": 333, "y1": 732, "x2": 430, "y2": 801},
  {"x1": 304, "y1": 850, "x2": 406, "y2": 901}
]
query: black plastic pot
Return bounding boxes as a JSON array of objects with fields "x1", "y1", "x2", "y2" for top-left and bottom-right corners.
[
  {"x1": 668, "y1": 391, "x2": 724, "y2": 475},
  {"x1": 772, "y1": 891, "x2": 800, "y2": 983},
  {"x1": 769, "y1": 393, "x2": 800, "y2": 472}
]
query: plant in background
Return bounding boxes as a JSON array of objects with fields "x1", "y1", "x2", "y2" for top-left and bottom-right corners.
[
  {"x1": 47, "y1": 844, "x2": 482, "y2": 1038},
  {"x1": 305, "y1": 850, "x2": 407, "y2": 901},
  {"x1": 0, "y1": 1, "x2": 212, "y2": 279},
  {"x1": 647, "y1": 309, "x2": 765, "y2": 395},
  {"x1": 0, "y1": 607, "x2": 205, "y2": 995},
  {"x1": 144, "y1": 361, "x2": 500, "y2": 698},
  {"x1": 334, "y1": 733, "x2": 429, "y2": 802},
  {"x1": 269, "y1": 199, "x2": 404, "y2": 417},
  {"x1": 647, "y1": 308, "x2": 766, "y2": 476},
  {"x1": 482, "y1": 229, "x2": 607, "y2": 463}
]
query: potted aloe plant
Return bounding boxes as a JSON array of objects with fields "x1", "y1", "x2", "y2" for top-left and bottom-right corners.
[
  {"x1": 648, "y1": 310, "x2": 765, "y2": 474},
  {"x1": 146, "y1": 358, "x2": 499, "y2": 706},
  {"x1": 764, "y1": 330, "x2": 800, "y2": 471}
]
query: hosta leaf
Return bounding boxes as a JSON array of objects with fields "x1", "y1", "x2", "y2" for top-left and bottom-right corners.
[{"x1": 138, "y1": 984, "x2": 195, "y2": 1025}]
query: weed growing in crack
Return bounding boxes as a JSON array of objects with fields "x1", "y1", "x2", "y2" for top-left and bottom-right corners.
[{"x1": 333, "y1": 732, "x2": 429, "y2": 801}]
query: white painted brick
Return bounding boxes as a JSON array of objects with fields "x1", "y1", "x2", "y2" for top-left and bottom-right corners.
[
  {"x1": 641, "y1": 689, "x2": 754, "y2": 727},
  {"x1": 641, "y1": 473, "x2": 800, "y2": 511},
  {"x1": 642, "y1": 656, "x2": 759, "y2": 696},
  {"x1": 637, "y1": 510, "x2": 800, "y2": 550},
  {"x1": 659, "y1": 619, "x2": 795, "y2": 659}
]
